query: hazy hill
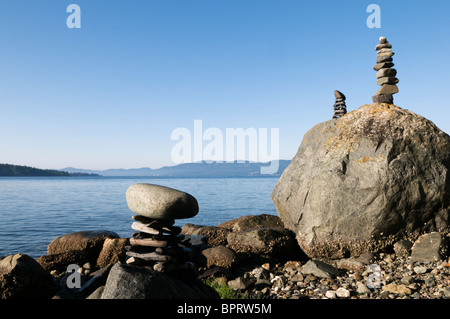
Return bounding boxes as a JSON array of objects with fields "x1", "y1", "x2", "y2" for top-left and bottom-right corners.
[{"x1": 61, "y1": 160, "x2": 290, "y2": 177}]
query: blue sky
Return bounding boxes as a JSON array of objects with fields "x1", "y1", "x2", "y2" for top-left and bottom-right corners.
[{"x1": 0, "y1": 0, "x2": 449, "y2": 170}]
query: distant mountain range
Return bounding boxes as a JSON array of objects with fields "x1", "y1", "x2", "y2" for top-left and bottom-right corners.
[{"x1": 61, "y1": 160, "x2": 291, "y2": 177}]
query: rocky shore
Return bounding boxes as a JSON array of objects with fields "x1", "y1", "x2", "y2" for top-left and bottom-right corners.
[{"x1": 1, "y1": 214, "x2": 449, "y2": 300}]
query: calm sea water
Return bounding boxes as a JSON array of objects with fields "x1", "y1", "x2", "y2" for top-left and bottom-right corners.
[{"x1": 0, "y1": 176, "x2": 279, "y2": 258}]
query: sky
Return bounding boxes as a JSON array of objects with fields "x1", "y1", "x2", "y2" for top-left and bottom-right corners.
[{"x1": 0, "y1": 0, "x2": 449, "y2": 170}]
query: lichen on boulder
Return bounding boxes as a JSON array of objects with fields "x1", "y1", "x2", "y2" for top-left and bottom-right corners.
[{"x1": 271, "y1": 103, "x2": 450, "y2": 258}]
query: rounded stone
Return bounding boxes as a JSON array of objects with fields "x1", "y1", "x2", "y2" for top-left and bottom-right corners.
[{"x1": 126, "y1": 183, "x2": 199, "y2": 219}]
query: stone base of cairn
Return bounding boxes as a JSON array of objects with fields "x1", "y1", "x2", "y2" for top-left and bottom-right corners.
[
  {"x1": 333, "y1": 90, "x2": 347, "y2": 118},
  {"x1": 124, "y1": 183, "x2": 199, "y2": 275},
  {"x1": 372, "y1": 37, "x2": 399, "y2": 104}
]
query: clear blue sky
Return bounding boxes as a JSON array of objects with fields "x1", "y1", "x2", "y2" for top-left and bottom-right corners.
[{"x1": 1, "y1": 0, "x2": 449, "y2": 170}]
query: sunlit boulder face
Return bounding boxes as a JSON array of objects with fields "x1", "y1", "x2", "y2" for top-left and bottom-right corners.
[{"x1": 272, "y1": 103, "x2": 450, "y2": 259}]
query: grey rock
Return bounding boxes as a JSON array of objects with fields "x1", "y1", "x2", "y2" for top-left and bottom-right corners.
[
  {"x1": 300, "y1": 260, "x2": 340, "y2": 279},
  {"x1": 271, "y1": 103, "x2": 450, "y2": 259},
  {"x1": 374, "y1": 84, "x2": 399, "y2": 96},
  {"x1": 376, "y1": 55, "x2": 393, "y2": 63},
  {"x1": 126, "y1": 183, "x2": 199, "y2": 219},
  {"x1": 227, "y1": 276, "x2": 254, "y2": 290},
  {"x1": 401, "y1": 275, "x2": 414, "y2": 285},
  {"x1": 356, "y1": 282, "x2": 371, "y2": 294},
  {"x1": 413, "y1": 266, "x2": 427, "y2": 274},
  {"x1": 373, "y1": 62, "x2": 394, "y2": 71},
  {"x1": 101, "y1": 263, "x2": 219, "y2": 299},
  {"x1": 226, "y1": 227, "x2": 301, "y2": 261},
  {"x1": 393, "y1": 239, "x2": 413, "y2": 257},
  {"x1": 411, "y1": 232, "x2": 446, "y2": 262}
]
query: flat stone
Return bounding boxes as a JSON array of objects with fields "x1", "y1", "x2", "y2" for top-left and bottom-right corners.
[
  {"x1": 379, "y1": 36, "x2": 388, "y2": 44},
  {"x1": 411, "y1": 232, "x2": 445, "y2": 262},
  {"x1": 377, "y1": 50, "x2": 394, "y2": 57},
  {"x1": 376, "y1": 55, "x2": 393, "y2": 63},
  {"x1": 376, "y1": 68, "x2": 397, "y2": 78},
  {"x1": 129, "y1": 237, "x2": 170, "y2": 247},
  {"x1": 374, "y1": 84, "x2": 399, "y2": 96},
  {"x1": 377, "y1": 77, "x2": 399, "y2": 86},
  {"x1": 375, "y1": 43, "x2": 392, "y2": 50},
  {"x1": 382, "y1": 283, "x2": 412, "y2": 295},
  {"x1": 132, "y1": 215, "x2": 175, "y2": 227},
  {"x1": 373, "y1": 62, "x2": 394, "y2": 71},
  {"x1": 125, "y1": 251, "x2": 174, "y2": 262},
  {"x1": 131, "y1": 222, "x2": 161, "y2": 235},
  {"x1": 300, "y1": 260, "x2": 340, "y2": 279},
  {"x1": 372, "y1": 94, "x2": 394, "y2": 103},
  {"x1": 126, "y1": 183, "x2": 199, "y2": 219}
]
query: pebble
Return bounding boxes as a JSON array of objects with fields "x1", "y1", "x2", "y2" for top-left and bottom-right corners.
[{"x1": 231, "y1": 252, "x2": 450, "y2": 300}]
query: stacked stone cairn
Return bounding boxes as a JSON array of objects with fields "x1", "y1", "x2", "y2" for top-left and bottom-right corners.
[
  {"x1": 373, "y1": 37, "x2": 399, "y2": 104},
  {"x1": 332, "y1": 90, "x2": 347, "y2": 118},
  {"x1": 124, "y1": 183, "x2": 199, "y2": 274}
]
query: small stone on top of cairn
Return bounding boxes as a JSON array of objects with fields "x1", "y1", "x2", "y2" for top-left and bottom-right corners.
[
  {"x1": 373, "y1": 37, "x2": 399, "y2": 104},
  {"x1": 125, "y1": 183, "x2": 199, "y2": 274},
  {"x1": 333, "y1": 90, "x2": 347, "y2": 119}
]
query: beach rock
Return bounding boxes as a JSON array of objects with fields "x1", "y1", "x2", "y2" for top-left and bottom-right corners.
[
  {"x1": 126, "y1": 183, "x2": 199, "y2": 219},
  {"x1": 218, "y1": 214, "x2": 284, "y2": 232},
  {"x1": 191, "y1": 226, "x2": 231, "y2": 247},
  {"x1": 37, "y1": 249, "x2": 92, "y2": 273},
  {"x1": 300, "y1": 260, "x2": 340, "y2": 279},
  {"x1": 393, "y1": 239, "x2": 413, "y2": 257},
  {"x1": 271, "y1": 103, "x2": 450, "y2": 259},
  {"x1": 96, "y1": 238, "x2": 129, "y2": 268},
  {"x1": 226, "y1": 227, "x2": 300, "y2": 261},
  {"x1": 0, "y1": 254, "x2": 57, "y2": 299},
  {"x1": 201, "y1": 246, "x2": 237, "y2": 269},
  {"x1": 382, "y1": 283, "x2": 412, "y2": 295},
  {"x1": 47, "y1": 230, "x2": 119, "y2": 256},
  {"x1": 101, "y1": 263, "x2": 219, "y2": 299},
  {"x1": 411, "y1": 232, "x2": 447, "y2": 262}
]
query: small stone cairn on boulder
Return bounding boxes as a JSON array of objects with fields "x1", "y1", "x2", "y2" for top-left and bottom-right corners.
[
  {"x1": 332, "y1": 90, "x2": 347, "y2": 119},
  {"x1": 125, "y1": 183, "x2": 199, "y2": 273},
  {"x1": 373, "y1": 36, "x2": 399, "y2": 104}
]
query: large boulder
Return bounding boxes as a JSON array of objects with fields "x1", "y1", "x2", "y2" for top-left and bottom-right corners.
[
  {"x1": 101, "y1": 263, "x2": 219, "y2": 299},
  {"x1": 272, "y1": 103, "x2": 450, "y2": 258}
]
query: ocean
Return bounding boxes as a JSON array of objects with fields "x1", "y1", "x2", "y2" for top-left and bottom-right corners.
[{"x1": 0, "y1": 176, "x2": 279, "y2": 258}]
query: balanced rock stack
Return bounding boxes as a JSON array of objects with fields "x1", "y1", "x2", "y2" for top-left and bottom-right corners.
[
  {"x1": 332, "y1": 90, "x2": 347, "y2": 119},
  {"x1": 373, "y1": 37, "x2": 399, "y2": 104},
  {"x1": 124, "y1": 183, "x2": 199, "y2": 273}
]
